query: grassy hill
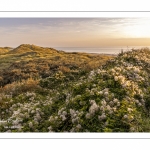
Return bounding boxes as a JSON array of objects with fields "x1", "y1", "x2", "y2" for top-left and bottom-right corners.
[
  {"x1": 0, "y1": 44, "x2": 113, "y2": 86},
  {"x1": 7, "y1": 44, "x2": 58, "y2": 55},
  {"x1": 0, "y1": 47, "x2": 12, "y2": 54},
  {"x1": 1, "y1": 45, "x2": 150, "y2": 132},
  {"x1": 0, "y1": 44, "x2": 114, "y2": 132}
]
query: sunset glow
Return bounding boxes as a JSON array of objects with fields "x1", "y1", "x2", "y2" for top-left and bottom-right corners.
[
  {"x1": 121, "y1": 18, "x2": 150, "y2": 38},
  {"x1": 0, "y1": 18, "x2": 150, "y2": 47}
]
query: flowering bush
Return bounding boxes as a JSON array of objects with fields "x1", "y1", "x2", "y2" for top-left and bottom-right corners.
[{"x1": 1, "y1": 48, "x2": 150, "y2": 132}]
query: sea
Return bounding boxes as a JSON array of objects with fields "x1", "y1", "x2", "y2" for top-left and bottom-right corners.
[{"x1": 54, "y1": 46, "x2": 150, "y2": 55}]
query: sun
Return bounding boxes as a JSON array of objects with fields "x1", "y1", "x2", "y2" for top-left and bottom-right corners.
[
  {"x1": 124, "y1": 25, "x2": 149, "y2": 38},
  {"x1": 122, "y1": 18, "x2": 150, "y2": 38}
]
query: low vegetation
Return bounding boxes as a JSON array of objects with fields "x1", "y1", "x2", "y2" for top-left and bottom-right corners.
[{"x1": 1, "y1": 44, "x2": 150, "y2": 132}]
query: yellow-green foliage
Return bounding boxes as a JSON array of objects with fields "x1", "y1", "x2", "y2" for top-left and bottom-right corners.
[
  {"x1": 1, "y1": 47, "x2": 150, "y2": 132},
  {"x1": 0, "y1": 78, "x2": 40, "y2": 94},
  {"x1": 0, "y1": 44, "x2": 118, "y2": 132},
  {"x1": 0, "y1": 44, "x2": 114, "y2": 86},
  {"x1": 0, "y1": 47, "x2": 12, "y2": 54}
]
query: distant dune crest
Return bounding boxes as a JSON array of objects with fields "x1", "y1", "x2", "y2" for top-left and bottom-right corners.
[{"x1": 7, "y1": 44, "x2": 58, "y2": 54}]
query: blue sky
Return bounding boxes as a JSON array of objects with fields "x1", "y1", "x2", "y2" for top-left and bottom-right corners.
[{"x1": 0, "y1": 18, "x2": 150, "y2": 47}]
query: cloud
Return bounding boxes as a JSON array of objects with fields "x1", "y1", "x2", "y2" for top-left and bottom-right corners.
[{"x1": 0, "y1": 18, "x2": 150, "y2": 47}]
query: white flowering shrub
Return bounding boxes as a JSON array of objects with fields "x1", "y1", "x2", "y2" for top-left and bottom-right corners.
[{"x1": 1, "y1": 48, "x2": 150, "y2": 132}]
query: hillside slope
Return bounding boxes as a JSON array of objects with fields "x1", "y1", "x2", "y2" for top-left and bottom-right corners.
[
  {"x1": 0, "y1": 47, "x2": 12, "y2": 54},
  {"x1": 1, "y1": 46, "x2": 150, "y2": 132},
  {"x1": 0, "y1": 44, "x2": 113, "y2": 86},
  {"x1": 8, "y1": 44, "x2": 58, "y2": 55},
  {"x1": 38, "y1": 48, "x2": 150, "y2": 132}
]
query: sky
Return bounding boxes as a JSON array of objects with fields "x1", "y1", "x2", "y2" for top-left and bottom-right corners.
[{"x1": 1, "y1": 18, "x2": 150, "y2": 47}]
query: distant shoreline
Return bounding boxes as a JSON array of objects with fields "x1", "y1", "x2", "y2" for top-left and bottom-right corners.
[
  {"x1": 4, "y1": 45, "x2": 148, "y2": 57},
  {"x1": 88, "y1": 52, "x2": 117, "y2": 56},
  {"x1": 65, "y1": 51, "x2": 117, "y2": 56},
  {"x1": 55, "y1": 46, "x2": 150, "y2": 56}
]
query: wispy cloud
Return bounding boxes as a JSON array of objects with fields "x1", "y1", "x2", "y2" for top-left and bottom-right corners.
[{"x1": 0, "y1": 18, "x2": 150, "y2": 47}]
